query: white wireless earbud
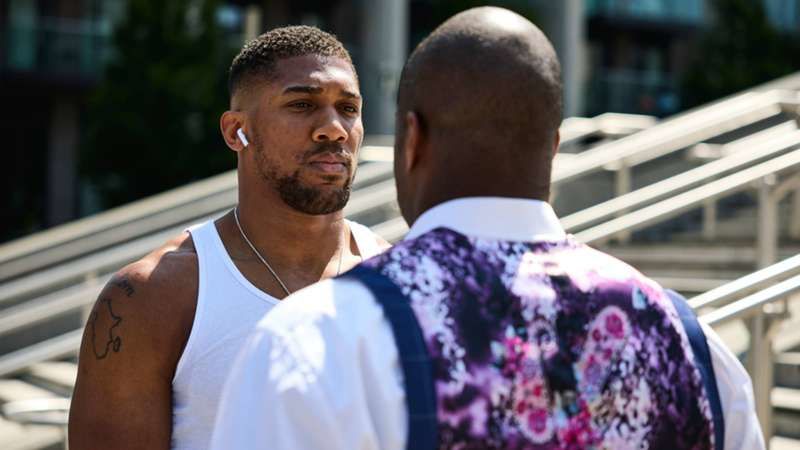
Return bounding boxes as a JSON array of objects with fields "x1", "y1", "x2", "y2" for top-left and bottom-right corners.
[{"x1": 236, "y1": 128, "x2": 250, "y2": 147}]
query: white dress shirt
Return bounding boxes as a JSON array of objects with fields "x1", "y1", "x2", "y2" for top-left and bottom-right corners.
[{"x1": 211, "y1": 197, "x2": 765, "y2": 450}]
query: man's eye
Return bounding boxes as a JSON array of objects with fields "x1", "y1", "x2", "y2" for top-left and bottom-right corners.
[
  {"x1": 341, "y1": 105, "x2": 359, "y2": 114},
  {"x1": 290, "y1": 102, "x2": 312, "y2": 109}
]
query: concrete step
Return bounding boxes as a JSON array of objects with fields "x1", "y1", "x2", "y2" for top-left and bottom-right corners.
[
  {"x1": 0, "y1": 417, "x2": 64, "y2": 450},
  {"x1": 0, "y1": 378, "x2": 65, "y2": 450},
  {"x1": 777, "y1": 352, "x2": 800, "y2": 389},
  {"x1": 673, "y1": 201, "x2": 799, "y2": 243},
  {"x1": 0, "y1": 379, "x2": 56, "y2": 403},
  {"x1": 21, "y1": 362, "x2": 77, "y2": 398},
  {"x1": 774, "y1": 387, "x2": 800, "y2": 439},
  {"x1": 772, "y1": 436, "x2": 800, "y2": 450}
]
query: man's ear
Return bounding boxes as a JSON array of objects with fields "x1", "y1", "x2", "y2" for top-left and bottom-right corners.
[
  {"x1": 220, "y1": 111, "x2": 247, "y2": 152},
  {"x1": 401, "y1": 111, "x2": 425, "y2": 173}
]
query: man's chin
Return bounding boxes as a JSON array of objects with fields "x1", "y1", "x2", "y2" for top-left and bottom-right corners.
[
  {"x1": 273, "y1": 172, "x2": 352, "y2": 215},
  {"x1": 280, "y1": 186, "x2": 351, "y2": 215}
]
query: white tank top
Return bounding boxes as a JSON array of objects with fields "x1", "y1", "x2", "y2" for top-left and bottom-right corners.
[{"x1": 171, "y1": 219, "x2": 383, "y2": 450}]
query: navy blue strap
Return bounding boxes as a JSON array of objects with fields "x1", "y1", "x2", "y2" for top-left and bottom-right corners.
[
  {"x1": 666, "y1": 289, "x2": 725, "y2": 450},
  {"x1": 340, "y1": 265, "x2": 438, "y2": 450}
]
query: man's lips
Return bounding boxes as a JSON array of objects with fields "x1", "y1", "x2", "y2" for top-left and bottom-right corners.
[
  {"x1": 306, "y1": 153, "x2": 350, "y2": 174},
  {"x1": 308, "y1": 161, "x2": 348, "y2": 174},
  {"x1": 306, "y1": 157, "x2": 349, "y2": 174}
]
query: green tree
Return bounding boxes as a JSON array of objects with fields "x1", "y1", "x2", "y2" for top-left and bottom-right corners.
[
  {"x1": 682, "y1": 0, "x2": 800, "y2": 108},
  {"x1": 81, "y1": 0, "x2": 235, "y2": 209}
]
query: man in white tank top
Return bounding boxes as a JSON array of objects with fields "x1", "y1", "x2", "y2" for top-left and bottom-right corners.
[{"x1": 68, "y1": 26, "x2": 388, "y2": 450}]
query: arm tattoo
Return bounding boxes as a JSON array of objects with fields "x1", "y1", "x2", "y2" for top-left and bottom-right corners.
[
  {"x1": 89, "y1": 277, "x2": 134, "y2": 360},
  {"x1": 112, "y1": 277, "x2": 135, "y2": 297},
  {"x1": 90, "y1": 298, "x2": 123, "y2": 360}
]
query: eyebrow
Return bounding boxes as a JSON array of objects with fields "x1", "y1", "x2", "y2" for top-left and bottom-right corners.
[{"x1": 282, "y1": 85, "x2": 361, "y2": 100}]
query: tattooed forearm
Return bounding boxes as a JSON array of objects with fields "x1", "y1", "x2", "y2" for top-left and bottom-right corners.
[{"x1": 90, "y1": 298, "x2": 123, "y2": 360}]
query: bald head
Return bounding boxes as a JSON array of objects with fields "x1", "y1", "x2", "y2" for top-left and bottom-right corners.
[
  {"x1": 393, "y1": 7, "x2": 563, "y2": 223},
  {"x1": 398, "y1": 7, "x2": 562, "y2": 153}
]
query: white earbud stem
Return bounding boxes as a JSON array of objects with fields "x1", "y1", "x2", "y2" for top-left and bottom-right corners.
[{"x1": 236, "y1": 128, "x2": 249, "y2": 147}]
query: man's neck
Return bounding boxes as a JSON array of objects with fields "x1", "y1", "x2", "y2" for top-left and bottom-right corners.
[{"x1": 233, "y1": 196, "x2": 347, "y2": 271}]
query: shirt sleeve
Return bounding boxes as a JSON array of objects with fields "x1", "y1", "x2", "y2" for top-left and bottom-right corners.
[
  {"x1": 700, "y1": 322, "x2": 766, "y2": 450},
  {"x1": 210, "y1": 279, "x2": 407, "y2": 450}
]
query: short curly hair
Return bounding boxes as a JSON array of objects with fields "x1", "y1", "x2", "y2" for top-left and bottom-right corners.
[{"x1": 228, "y1": 25, "x2": 354, "y2": 98}]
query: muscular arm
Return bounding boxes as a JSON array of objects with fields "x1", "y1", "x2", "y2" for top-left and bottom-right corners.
[{"x1": 69, "y1": 238, "x2": 197, "y2": 450}]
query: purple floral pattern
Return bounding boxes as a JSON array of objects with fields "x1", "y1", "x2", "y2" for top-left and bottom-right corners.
[{"x1": 363, "y1": 228, "x2": 715, "y2": 450}]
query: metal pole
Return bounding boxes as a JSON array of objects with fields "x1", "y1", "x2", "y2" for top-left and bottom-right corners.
[
  {"x1": 615, "y1": 163, "x2": 632, "y2": 242},
  {"x1": 243, "y1": 5, "x2": 262, "y2": 42},
  {"x1": 361, "y1": 0, "x2": 408, "y2": 134},
  {"x1": 746, "y1": 313, "x2": 773, "y2": 442},
  {"x1": 757, "y1": 175, "x2": 778, "y2": 268},
  {"x1": 790, "y1": 188, "x2": 800, "y2": 239},
  {"x1": 702, "y1": 199, "x2": 717, "y2": 241}
]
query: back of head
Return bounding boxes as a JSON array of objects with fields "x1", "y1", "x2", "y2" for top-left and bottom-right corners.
[{"x1": 396, "y1": 7, "x2": 562, "y2": 205}]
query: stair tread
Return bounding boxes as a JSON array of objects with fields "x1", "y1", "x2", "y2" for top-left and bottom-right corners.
[
  {"x1": 26, "y1": 361, "x2": 77, "y2": 390},
  {"x1": 0, "y1": 379, "x2": 57, "y2": 403},
  {"x1": 772, "y1": 436, "x2": 800, "y2": 450},
  {"x1": 773, "y1": 387, "x2": 800, "y2": 410},
  {"x1": 777, "y1": 352, "x2": 800, "y2": 365},
  {"x1": 0, "y1": 416, "x2": 63, "y2": 450}
]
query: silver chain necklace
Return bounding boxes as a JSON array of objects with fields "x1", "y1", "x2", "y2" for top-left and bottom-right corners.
[{"x1": 233, "y1": 207, "x2": 345, "y2": 296}]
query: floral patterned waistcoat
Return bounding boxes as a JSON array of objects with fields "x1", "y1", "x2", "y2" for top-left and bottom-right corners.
[{"x1": 343, "y1": 228, "x2": 721, "y2": 450}]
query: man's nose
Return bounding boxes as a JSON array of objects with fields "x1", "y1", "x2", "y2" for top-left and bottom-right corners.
[{"x1": 312, "y1": 110, "x2": 348, "y2": 143}]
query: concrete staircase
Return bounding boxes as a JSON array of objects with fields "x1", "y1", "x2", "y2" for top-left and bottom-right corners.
[{"x1": 0, "y1": 361, "x2": 74, "y2": 450}]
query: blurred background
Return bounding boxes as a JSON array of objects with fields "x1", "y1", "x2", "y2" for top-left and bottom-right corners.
[
  {"x1": 2, "y1": 1, "x2": 800, "y2": 449},
  {"x1": 1, "y1": 0, "x2": 799, "y2": 242}
]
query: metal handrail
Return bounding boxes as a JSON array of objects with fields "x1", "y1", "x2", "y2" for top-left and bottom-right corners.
[
  {"x1": 0, "y1": 176, "x2": 405, "y2": 344},
  {"x1": 0, "y1": 176, "x2": 398, "y2": 307},
  {"x1": 371, "y1": 135, "x2": 800, "y2": 244},
  {"x1": 0, "y1": 329, "x2": 82, "y2": 378},
  {"x1": 689, "y1": 254, "x2": 800, "y2": 311},
  {"x1": 700, "y1": 274, "x2": 800, "y2": 326},
  {"x1": 0, "y1": 161, "x2": 395, "y2": 282},
  {"x1": 554, "y1": 90, "x2": 796, "y2": 184},
  {"x1": 574, "y1": 148, "x2": 800, "y2": 244},
  {"x1": 561, "y1": 123, "x2": 800, "y2": 232},
  {"x1": 696, "y1": 271, "x2": 800, "y2": 442}
]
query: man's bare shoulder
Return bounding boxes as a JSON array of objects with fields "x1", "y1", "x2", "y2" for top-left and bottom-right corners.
[
  {"x1": 70, "y1": 232, "x2": 199, "y2": 449},
  {"x1": 85, "y1": 232, "x2": 199, "y2": 366}
]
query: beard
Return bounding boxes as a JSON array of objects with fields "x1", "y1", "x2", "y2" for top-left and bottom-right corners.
[
  {"x1": 253, "y1": 136, "x2": 355, "y2": 215},
  {"x1": 274, "y1": 169, "x2": 352, "y2": 215}
]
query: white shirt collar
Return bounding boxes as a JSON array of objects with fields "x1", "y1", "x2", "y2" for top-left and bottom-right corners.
[{"x1": 405, "y1": 197, "x2": 566, "y2": 242}]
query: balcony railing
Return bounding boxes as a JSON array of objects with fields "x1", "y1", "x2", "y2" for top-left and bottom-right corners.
[
  {"x1": 586, "y1": 0, "x2": 706, "y2": 24},
  {"x1": 2, "y1": 16, "x2": 113, "y2": 78}
]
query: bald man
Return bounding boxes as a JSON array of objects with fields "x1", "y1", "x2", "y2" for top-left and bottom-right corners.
[{"x1": 211, "y1": 8, "x2": 763, "y2": 450}]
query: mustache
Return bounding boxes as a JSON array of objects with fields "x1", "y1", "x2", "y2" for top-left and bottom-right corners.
[{"x1": 303, "y1": 142, "x2": 353, "y2": 167}]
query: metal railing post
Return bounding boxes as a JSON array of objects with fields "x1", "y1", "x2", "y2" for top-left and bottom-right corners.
[
  {"x1": 791, "y1": 188, "x2": 800, "y2": 240},
  {"x1": 615, "y1": 162, "x2": 632, "y2": 243},
  {"x1": 703, "y1": 199, "x2": 717, "y2": 241},
  {"x1": 746, "y1": 313, "x2": 775, "y2": 442},
  {"x1": 757, "y1": 175, "x2": 778, "y2": 268}
]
